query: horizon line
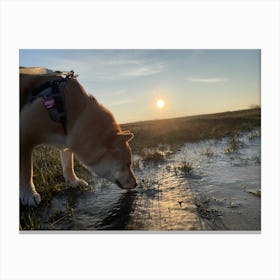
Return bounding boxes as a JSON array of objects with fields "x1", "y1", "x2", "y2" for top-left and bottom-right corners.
[{"x1": 119, "y1": 106, "x2": 261, "y2": 125}]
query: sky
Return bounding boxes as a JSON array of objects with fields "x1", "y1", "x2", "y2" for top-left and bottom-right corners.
[{"x1": 19, "y1": 49, "x2": 260, "y2": 124}]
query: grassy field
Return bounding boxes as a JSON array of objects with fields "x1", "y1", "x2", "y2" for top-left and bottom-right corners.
[
  {"x1": 122, "y1": 108, "x2": 261, "y2": 154},
  {"x1": 20, "y1": 108, "x2": 261, "y2": 230}
]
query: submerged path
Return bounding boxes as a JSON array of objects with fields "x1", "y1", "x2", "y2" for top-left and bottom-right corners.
[{"x1": 127, "y1": 168, "x2": 207, "y2": 230}]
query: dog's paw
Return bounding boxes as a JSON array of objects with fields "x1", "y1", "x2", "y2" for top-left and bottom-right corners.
[
  {"x1": 20, "y1": 191, "x2": 41, "y2": 207},
  {"x1": 69, "y1": 179, "x2": 89, "y2": 188}
]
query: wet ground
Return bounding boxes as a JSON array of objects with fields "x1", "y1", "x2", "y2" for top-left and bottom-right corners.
[{"x1": 29, "y1": 129, "x2": 261, "y2": 231}]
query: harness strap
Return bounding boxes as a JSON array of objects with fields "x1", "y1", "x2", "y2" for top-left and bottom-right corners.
[
  {"x1": 28, "y1": 78, "x2": 68, "y2": 133},
  {"x1": 22, "y1": 70, "x2": 78, "y2": 134},
  {"x1": 28, "y1": 78, "x2": 66, "y2": 103}
]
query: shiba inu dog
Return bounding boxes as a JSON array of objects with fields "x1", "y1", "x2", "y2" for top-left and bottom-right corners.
[{"x1": 20, "y1": 67, "x2": 137, "y2": 206}]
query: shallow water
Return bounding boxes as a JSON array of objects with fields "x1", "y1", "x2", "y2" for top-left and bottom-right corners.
[
  {"x1": 38, "y1": 129, "x2": 261, "y2": 231},
  {"x1": 172, "y1": 129, "x2": 261, "y2": 230}
]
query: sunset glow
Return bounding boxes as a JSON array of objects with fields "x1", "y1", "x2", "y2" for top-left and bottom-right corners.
[
  {"x1": 19, "y1": 49, "x2": 260, "y2": 123},
  {"x1": 156, "y1": 99, "x2": 165, "y2": 109}
]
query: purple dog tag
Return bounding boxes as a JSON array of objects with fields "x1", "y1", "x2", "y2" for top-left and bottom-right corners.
[{"x1": 43, "y1": 97, "x2": 55, "y2": 109}]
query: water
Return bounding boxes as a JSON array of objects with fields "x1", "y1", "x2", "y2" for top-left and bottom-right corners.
[
  {"x1": 172, "y1": 129, "x2": 261, "y2": 230},
  {"x1": 40, "y1": 129, "x2": 261, "y2": 231}
]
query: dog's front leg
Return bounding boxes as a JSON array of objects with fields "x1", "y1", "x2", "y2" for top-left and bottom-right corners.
[
  {"x1": 60, "y1": 149, "x2": 88, "y2": 188},
  {"x1": 20, "y1": 146, "x2": 41, "y2": 206}
]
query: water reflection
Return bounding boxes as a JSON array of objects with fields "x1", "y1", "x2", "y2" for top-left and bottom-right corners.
[{"x1": 97, "y1": 190, "x2": 137, "y2": 230}]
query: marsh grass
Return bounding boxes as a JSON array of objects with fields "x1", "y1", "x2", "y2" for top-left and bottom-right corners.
[
  {"x1": 20, "y1": 145, "x2": 91, "y2": 230},
  {"x1": 201, "y1": 148, "x2": 215, "y2": 157},
  {"x1": 174, "y1": 161, "x2": 193, "y2": 176},
  {"x1": 142, "y1": 150, "x2": 166, "y2": 162},
  {"x1": 248, "y1": 130, "x2": 261, "y2": 141},
  {"x1": 49, "y1": 199, "x2": 74, "y2": 229},
  {"x1": 132, "y1": 159, "x2": 142, "y2": 170},
  {"x1": 20, "y1": 207, "x2": 42, "y2": 230},
  {"x1": 141, "y1": 144, "x2": 173, "y2": 163},
  {"x1": 31, "y1": 145, "x2": 91, "y2": 202},
  {"x1": 224, "y1": 131, "x2": 243, "y2": 154}
]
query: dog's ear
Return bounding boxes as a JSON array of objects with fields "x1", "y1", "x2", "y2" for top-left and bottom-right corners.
[
  {"x1": 117, "y1": 131, "x2": 134, "y2": 143},
  {"x1": 107, "y1": 131, "x2": 134, "y2": 149}
]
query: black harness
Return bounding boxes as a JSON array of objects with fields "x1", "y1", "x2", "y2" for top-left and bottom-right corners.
[{"x1": 24, "y1": 70, "x2": 78, "y2": 134}]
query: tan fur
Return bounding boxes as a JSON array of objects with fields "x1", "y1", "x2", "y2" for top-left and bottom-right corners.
[
  {"x1": 20, "y1": 67, "x2": 56, "y2": 75},
  {"x1": 20, "y1": 68, "x2": 137, "y2": 206}
]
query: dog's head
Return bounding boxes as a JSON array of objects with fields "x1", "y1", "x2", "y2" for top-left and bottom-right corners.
[{"x1": 89, "y1": 131, "x2": 137, "y2": 189}]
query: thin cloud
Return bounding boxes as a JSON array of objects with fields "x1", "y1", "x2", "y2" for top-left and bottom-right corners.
[
  {"x1": 187, "y1": 77, "x2": 229, "y2": 83},
  {"x1": 39, "y1": 53, "x2": 166, "y2": 81},
  {"x1": 120, "y1": 63, "x2": 165, "y2": 78},
  {"x1": 91, "y1": 63, "x2": 165, "y2": 80},
  {"x1": 110, "y1": 99, "x2": 137, "y2": 106},
  {"x1": 96, "y1": 89, "x2": 127, "y2": 98},
  {"x1": 99, "y1": 59, "x2": 141, "y2": 66}
]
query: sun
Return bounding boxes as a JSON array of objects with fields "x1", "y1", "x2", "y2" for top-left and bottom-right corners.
[{"x1": 156, "y1": 99, "x2": 165, "y2": 109}]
